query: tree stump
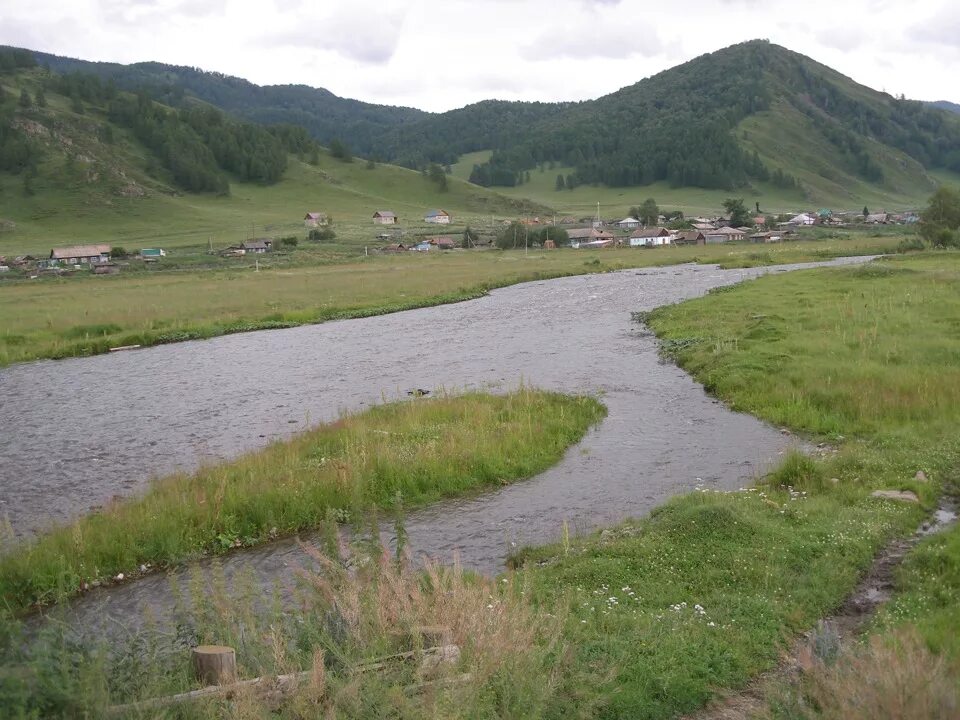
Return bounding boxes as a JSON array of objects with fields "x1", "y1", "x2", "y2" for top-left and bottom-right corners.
[{"x1": 191, "y1": 645, "x2": 237, "y2": 686}]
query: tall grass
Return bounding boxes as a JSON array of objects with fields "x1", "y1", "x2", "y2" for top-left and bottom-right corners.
[
  {"x1": 0, "y1": 389, "x2": 606, "y2": 611},
  {"x1": 1, "y1": 534, "x2": 569, "y2": 719}
]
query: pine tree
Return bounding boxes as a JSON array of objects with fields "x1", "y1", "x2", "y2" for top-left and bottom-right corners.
[{"x1": 555, "y1": 174, "x2": 565, "y2": 191}]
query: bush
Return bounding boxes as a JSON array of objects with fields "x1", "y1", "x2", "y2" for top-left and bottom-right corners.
[
  {"x1": 537, "y1": 226, "x2": 568, "y2": 246},
  {"x1": 896, "y1": 236, "x2": 925, "y2": 253},
  {"x1": 279, "y1": 236, "x2": 298, "y2": 248},
  {"x1": 309, "y1": 227, "x2": 336, "y2": 242}
]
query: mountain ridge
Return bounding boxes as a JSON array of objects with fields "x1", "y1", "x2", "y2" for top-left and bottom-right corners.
[{"x1": 4, "y1": 41, "x2": 960, "y2": 206}]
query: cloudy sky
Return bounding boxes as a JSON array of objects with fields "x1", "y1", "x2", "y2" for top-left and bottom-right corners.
[{"x1": 1, "y1": 0, "x2": 957, "y2": 112}]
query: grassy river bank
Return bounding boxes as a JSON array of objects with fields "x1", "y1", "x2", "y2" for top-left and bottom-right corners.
[
  {"x1": 3, "y1": 252, "x2": 959, "y2": 718},
  {"x1": 0, "y1": 234, "x2": 902, "y2": 367}
]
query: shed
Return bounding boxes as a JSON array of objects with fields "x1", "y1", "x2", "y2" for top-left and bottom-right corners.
[
  {"x1": 424, "y1": 209, "x2": 451, "y2": 224},
  {"x1": 304, "y1": 212, "x2": 328, "y2": 227},
  {"x1": 428, "y1": 236, "x2": 455, "y2": 249},
  {"x1": 241, "y1": 239, "x2": 272, "y2": 253},
  {"x1": 616, "y1": 217, "x2": 641, "y2": 230},
  {"x1": 674, "y1": 230, "x2": 706, "y2": 246},
  {"x1": 373, "y1": 210, "x2": 399, "y2": 225}
]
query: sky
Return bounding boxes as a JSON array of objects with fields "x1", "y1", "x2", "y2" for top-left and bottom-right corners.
[{"x1": 1, "y1": 0, "x2": 958, "y2": 113}]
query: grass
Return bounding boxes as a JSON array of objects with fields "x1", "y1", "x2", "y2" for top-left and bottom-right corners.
[
  {"x1": 5, "y1": 251, "x2": 960, "y2": 718},
  {"x1": 0, "y1": 233, "x2": 905, "y2": 366},
  {"x1": 450, "y1": 145, "x2": 960, "y2": 220},
  {"x1": 497, "y1": 251, "x2": 960, "y2": 717},
  {"x1": 0, "y1": 388, "x2": 606, "y2": 612}
]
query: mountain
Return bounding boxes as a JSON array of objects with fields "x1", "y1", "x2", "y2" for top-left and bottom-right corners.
[
  {"x1": 931, "y1": 100, "x2": 960, "y2": 115},
  {"x1": 11, "y1": 41, "x2": 960, "y2": 205},
  {"x1": 22, "y1": 48, "x2": 430, "y2": 159},
  {"x1": 0, "y1": 51, "x2": 544, "y2": 254}
]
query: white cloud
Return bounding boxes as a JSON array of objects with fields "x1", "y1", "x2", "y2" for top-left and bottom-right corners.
[{"x1": 0, "y1": 0, "x2": 955, "y2": 110}]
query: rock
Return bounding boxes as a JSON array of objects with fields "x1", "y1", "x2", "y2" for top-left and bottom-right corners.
[
  {"x1": 830, "y1": 477, "x2": 840, "y2": 485},
  {"x1": 915, "y1": 471, "x2": 928, "y2": 482},
  {"x1": 114, "y1": 573, "x2": 124, "y2": 581},
  {"x1": 779, "y1": 428, "x2": 791, "y2": 435},
  {"x1": 139, "y1": 564, "x2": 148, "y2": 573},
  {"x1": 870, "y1": 490, "x2": 920, "y2": 504}
]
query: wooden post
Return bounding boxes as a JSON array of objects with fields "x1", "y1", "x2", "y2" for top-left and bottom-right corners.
[{"x1": 192, "y1": 645, "x2": 237, "y2": 686}]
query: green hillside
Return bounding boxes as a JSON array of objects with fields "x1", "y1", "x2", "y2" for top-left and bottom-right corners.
[
  {"x1": 15, "y1": 41, "x2": 960, "y2": 206},
  {"x1": 0, "y1": 64, "x2": 543, "y2": 256}
]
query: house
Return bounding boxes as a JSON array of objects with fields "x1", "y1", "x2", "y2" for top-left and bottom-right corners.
[
  {"x1": 241, "y1": 239, "x2": 271, "y2": 254},
  {"x1": 373, "y1": 210, "x2": 399, "y2": 225},
  {"x1": 304, "y1": 212, "x2": 328, "y2": 228},
  {"x1": 705, "y1": 227, "x2": 747, "y2": 244},
  {"x1": 424, "y1": 209, "x2": 451, "y2": 224},
  {"x1": 380, "y1": 243, "x2": 407, "y2": 253},
  {"x1": 752, "y1": 215, "x2": 767, "y2": 228},
  {"x1": 629, "y1": 227, "x2": 673, "y2": 247},
  {"x1": 140, "y1": 248, "x2": 166, "y2": 259},
  {"x1": 674, "y1": 230, "x2": 706, "y2": 246},
  {"x1": 616, "y1": 217, "x2": 641, "y2": 230},
  {"x1": 427, "y1": 236, "x2": 455, "y2": 249},
  {"x1": 50, "y1": 244, "x2": 111, "y2": 265},
  {"x1": 750, "y1": 231, "x2": 782, "y2": 243},
  {"x1": 865, "y1": 213, "x2": 888, "y2": 224},
  {"x1": 568, "y1": 228, "x2": 616, "y2": 248},
  {"x1": 788, "y1": 213, "x2": 817, "y2": 226},
  {"x1": 691, "y1": 222, "x2": 715, "y2": 232}
]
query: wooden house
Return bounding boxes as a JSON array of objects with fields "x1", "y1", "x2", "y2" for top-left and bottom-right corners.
[
  {"x1": 242, "y1": 239, "x2": 272, "y2": 254},
  {"x1": 424, "y1": 209, "x2": 451, "y2": 224},
  {"x1": 49, "y1": 244, "x2": 111, "y2": 265},
  {"x1": 373, "y1": 210, "x2": 399, "y2": 225},
  {"x1": 304, "y1": 212, "x2": 328, "y2": 227},
  {"x1": 674, "y1": 230, "x2": 706, "y2": 246},
  {"x1": 705, "y1": 227, "x2": 747, "y2": 244}
]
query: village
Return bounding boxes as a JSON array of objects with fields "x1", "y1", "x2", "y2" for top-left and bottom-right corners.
[{"x1": 0, "y1": 204, "x2": 921, "y2": 277}]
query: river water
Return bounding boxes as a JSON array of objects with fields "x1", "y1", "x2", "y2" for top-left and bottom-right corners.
[{"x1": 0, "y1": 256, "x2": 871, "y2": 631}]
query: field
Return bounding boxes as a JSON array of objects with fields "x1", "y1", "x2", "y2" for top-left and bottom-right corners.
[{"x1": 0, "y1": 233, "x2": 906, "y2": 366}]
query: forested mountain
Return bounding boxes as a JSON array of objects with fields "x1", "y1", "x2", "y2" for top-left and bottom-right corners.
[
  {"x1": 931, "y1": 100, "x2": 960, "y2": 115},
  {"x1": 23, "y1": 49, "x2": 428, "y2": 159},
  {"x1": 7, "y1": 41, "x2": 960, "y2": 197},
  {"x1": 0, "y1": 49, "x2": 322, "y2": 195}
]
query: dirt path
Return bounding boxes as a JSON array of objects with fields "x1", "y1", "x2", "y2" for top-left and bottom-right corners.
[{"x1": 687, "y1": 498, "x2": 958, "y2": 720}]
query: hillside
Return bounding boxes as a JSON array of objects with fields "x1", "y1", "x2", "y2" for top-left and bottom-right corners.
[
  {"x1": 931, "y1": 100, "x2": 960, "y2": 115},
  {"x1": 10, "y1": 41, "x2": 960, "y2": 211},
  {"x1": 0, "y1": 58, "x2": 543, "y2": 255}
]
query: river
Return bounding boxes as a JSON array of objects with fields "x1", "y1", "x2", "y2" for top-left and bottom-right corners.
[{"x1": 0, "y1": 256, "x2": 870, "y2": 632}]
